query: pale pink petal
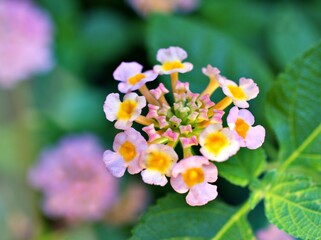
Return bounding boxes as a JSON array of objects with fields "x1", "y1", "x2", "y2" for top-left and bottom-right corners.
[
  {"x1": 226, "y1": 106, "x2": 239, "y2": 127},
  {"x1": 239, "y1": 77, "x2": 259, "y2": 100},
  {"x1": 180, "y1": 136, "x2": 198, "y2": 148},
  {"x1": 245, "y1": 125, "x2": 265, "y2": 149},
  {"x1": 142, "y1": 124, "x2": 161, "y2": 142},
  {"x1": 186, "y1": 183, "x2": 218, "y2": 206},
  {"x1": 141, "y1": 169, "x2": 168, "y2": 186},
  {"x1": 202, "y1": 65, "x2": 220, "y2": 78},
  {"x1": 238, "y1": 109, "x2": 255, "y2": 125},
  {"x1": 171, "y1": 156, "x2": 208, "y2": 177},
  {"x1": 103, "y1": 150, "x2": 126, "y2": 177},
  {"x1": 203, "y1": 163, "x2": 218, "y2": 183},
  {"x1": 113, "y1": 62, "x2": 142, "y2": 81},
  {"x1": 127, "y1": 157, "x2": 143, "y2": 175},
  {"x1": 162, "y1": 128, "x2": 179, "y2": 142},
  {"x1": 103, "y1": 93, "x2": 121, "y2": 122},
  {"x1": 156, "y1": 46, "x2": 188, "y2": 63},
  {"x1": 170, "y1": 174, "x2": 189, "y2": 194},
  {"x1": 115, "y1": 119, "x2": 132, "y2": 130}
]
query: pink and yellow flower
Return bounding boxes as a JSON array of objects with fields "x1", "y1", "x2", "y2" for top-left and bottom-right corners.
[
  {"x1": 227, "y1": 106, "x2": 265, "y2": 149},
  {"x1": 104, "y1": 92, "x2": 146, "y2": 130},
  {"x1": 170, "y1": 156, "x2": 218, "y2": 206},
  {"x1": 103, "y1": 128, "x2": 148, "y2": 177},
  {"x1": 113, "y1": 62, "x2": 158, "y2": 93},
  {"x1": 199, "y1": 124, "x2": 240, "y2": 162},
  {"x1": 219, "y1": 77, "x2": 259, "y2": 108},
  {"x1": 153, "y1": 46, "x2": 193, "y2": 74},
  {"x1": 141, "y1": 144, "x2": 178, "y2": 186}
]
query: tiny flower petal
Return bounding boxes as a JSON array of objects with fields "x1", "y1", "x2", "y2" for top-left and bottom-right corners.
[
  {"x1": 219, "y1": 77, "x2": 259, "y2": 108},
  {"x1": 202, "y1": 65, "x2": 221, "y2": 79},
  {"x1": 146, "y1": 104, "x2": 159, "y2": 118},
  {"x1": 150, "y1": 83, "x2": 169, "y2": 100},
  {"x1": 142, "y1": 124, "x2": 161, "y2": 142},
  {"x1": 141, "y1": 144, "x2": 178, "y2": 186},
  {"x1": 104, "y1": 92, "x2": 146, "y2": 130},
  {"x1": 104, "y1": 128, "x2": 147, "y2": 177},
  {"x1": 227, "y1": 106, "x2": 265, "y2": 149},
  {"x1": 180, "y1": 136, "x2": 198, "y2": 148},
  {"x1": 154, "y1": 46, "x2": 193, "y2": 74},
  {"x1": 113, "y1": 62, "x2": 158, "y2": 93},
  {"x1": 170, "y1": 156, "x2": 218, "y2": 206},
  {"x1": 179, "y1": 125, "x2": 192, "y2": 134},
  {"x1": 199, "y1": 124, "x2": 240, "y2": 162},
  {"x1": 162, "y1": 128, "x2": 179, "y2": 142}
]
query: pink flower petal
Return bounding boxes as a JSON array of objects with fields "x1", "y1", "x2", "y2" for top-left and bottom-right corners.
[
  {"x1": 141, "y1": 169, "x2": 168, "y2": 186},
  {"x1": 245, "y1": 125, "x2": 265, "y2": 149},
  {"x1": 186, "y1": 183, "x2": 218, "y2": 206},
  {"x1": 103, "y1": 150, "x2": 126, "y2": 178}
]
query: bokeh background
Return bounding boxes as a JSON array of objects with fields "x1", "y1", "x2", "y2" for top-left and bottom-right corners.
[{"x1": 0, "y1": 0, "x2": 320, "y2": 239}]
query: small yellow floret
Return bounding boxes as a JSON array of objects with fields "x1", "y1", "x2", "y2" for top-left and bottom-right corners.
[
  {"x1": 119, "y1": 141, "x2": 136, "y2": 162},
  {"x1": 235, "y1": 118, "x2": 250, "y2": 139},
  {"x1": 146, "y1": 152, "x2": 172, "y2": 173},
  {"x1": 183, "y1": 168, "x2": 205, "y2": 187},
  {"x1": 128, "y1": 73, "x2": 146, "y2": 85},
  {"x1": 205, "y1": 132, "x2": 228, "y2": 155},
  {"x1": 163, "y1": 61, "x2": 184, "y2": 71},
  {"x1": 117, "y1": 100, "x2": 137, "y2": 120},
  {"x1": 228, "y1": 85, "x2": 246, "y2": 100}
]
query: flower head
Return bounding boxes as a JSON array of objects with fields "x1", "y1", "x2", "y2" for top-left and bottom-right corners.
[
  {"x1": 154, "y1": 46, "x2": 193, "y2": 74},
  {"x1": 103, "y1": 128, "x2": 147, "y2": 177},
  {"x1": 219, "y1": 77, "x2": 259, "y2": 108},
  {"x1": 102, "y1": 46, "x2": 265, "y2": 206},
  {"x1": 104, "y1": 92, "x2": 146, "y2": 130},
  {"x1": 170, "y1": 156, "x2": 218, "y2": 206},
  {"x1": 29, "y1": 134, "x2": 117, "y2": 222},
  {"x1": 0, "y1": 0, "x2": 54, "y2": 89},
  {"x1": 113, "y1": 62, "x2": 157, "y2": 93},
  {"x1": 141, "y1": 144, "x2": 178, "y2": 186},
  {"x1": 227, "y1": 106, "x2": 265, "y2": 149}
]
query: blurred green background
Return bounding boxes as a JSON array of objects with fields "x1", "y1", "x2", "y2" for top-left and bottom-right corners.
[{"x1": 0, "y1": 0, "x2": 320, "y2": 239}]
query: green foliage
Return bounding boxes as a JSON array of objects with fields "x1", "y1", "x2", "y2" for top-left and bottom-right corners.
[
  {"x1": 266, "y1": 41, "x2": 321, "y2": 168},
  {"x1": 131, "y1": 194, "x2": 254, "y2": 240},
  {"x1": 265, "y1": 173, "x2": 321, "y2": 240},
  {"x1": 267, "y1": 5, "x2": 320, "y2": 69},
  {"x1": 216, "y1": 148, "x2": 266, "y2": 187}
]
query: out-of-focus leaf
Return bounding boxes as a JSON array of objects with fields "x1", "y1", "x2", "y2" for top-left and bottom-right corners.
[
  {"x1": 146, "y1": 14, "x2": 273, "y2": 124},
  {"x1": 200, "y1": 0, "x2": 268, "y2": 46},
  {"x1": 217, "y1": 148, "x2": 266, "y2": 187},
  {"x1": 94, "y1": 223, "x2": 128, "y2": 240},
  {"x1": 267, "y1": 5, "x2": 320, "y2": 69},
  {"x1": 265, "y1": 173, "x2": 321, "y2": 240},
  {"x1": 266, "y1": 41, "x2": 321, "y2": 169},
  {"x1": 131, "y1": 194, "x2": 254, "y2": 240},
  {"x1": 80, "y1": 10, "x2": 137, "y2": 65}
]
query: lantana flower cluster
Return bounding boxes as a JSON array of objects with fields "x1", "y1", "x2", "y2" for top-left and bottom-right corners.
[{"x1": 103, "y1": 46, "x2": 265, "y2": 206}]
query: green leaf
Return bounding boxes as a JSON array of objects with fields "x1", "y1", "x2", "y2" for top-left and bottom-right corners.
[
  {"x1": 267, "y1": 5, "x2": 320, "y2": 69},
  {"x1": 266, "y1": 41, "x2": 321, "y2": 169},
  {"x1": 131, "y1": 194, "x2": 254, "y2": 240},
  {"x1": 146, "y1": 14, "x2": 273, "y2": 124},
  {"x1": 265, "y1": 173, "x2": 321, "y2": 240},
  {"x1": 216, "y1": 148, "x2": 266, "y2": 187},
  {"x1": 80, "y1": 10, "x2": 136, "y2": 65}
]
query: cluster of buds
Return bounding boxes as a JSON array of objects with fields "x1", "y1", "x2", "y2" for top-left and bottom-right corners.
[{"x1": 103, "y1": 46, "x2": 265, "y2": 206}]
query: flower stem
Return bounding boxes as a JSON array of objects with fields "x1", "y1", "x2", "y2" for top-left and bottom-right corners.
[
  {"x1": 214, "y1": 97, "x2": 233, "y2": 110},
  {"x1": 200, "y1": 78, "x2": 219, "y2": 98},
  {"x1": 139, "y1": 85, "x2": 160, "y2": 106},
  {"x1": 170, "y1": 72, "x2": 179, "y2": 93},
  {"x1": 135, "y1": 116, "x2": 155, "y2": 126}
]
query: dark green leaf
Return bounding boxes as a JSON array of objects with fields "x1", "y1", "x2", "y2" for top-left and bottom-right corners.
[
  {"x1": 217, "y1": 148, "x2": 266, "y2": 187},
  {"x1": 131, "y1": 194, "x2": 254, "y2": 240}
]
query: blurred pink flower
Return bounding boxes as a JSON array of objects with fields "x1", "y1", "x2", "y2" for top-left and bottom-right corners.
[
  {"x1": 256, "y1": 224, "x2": 294, "y2": 240},
  {"x1": 0, "y1": 0, "x2": 54, "y2": 89},
  {"x1": 28, "y1": 134, "x2": 118, "y2": 222}
]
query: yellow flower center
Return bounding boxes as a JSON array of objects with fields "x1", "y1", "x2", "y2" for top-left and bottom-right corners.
[
  {"x1": 235, "y1": 118, "x2": 250, "y2": 139},
  {"x1": 128, "y1": 73, "x2": 146, "y2": 85},
  {"x1": 228, "y1": 85, "x2": 246, "y2": 100},
  {"x1": 183, "y1": 167, "x2": 205, "y2": 187},
  {"x1": 117, "y1": 100, "x2": 137, "y2": 120},
  {"x1": 204, "y1": 132, "x2": 229, "y2": 155},
  {"x1": 163, "y1": 61, "x2": 184, "y2": 71},
  {"x1": 146, "y1": 151, "x2": 172, "y2": 173},
  {"x1": 119, "y1": 141, "x2": 136, "y2": 162}
]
